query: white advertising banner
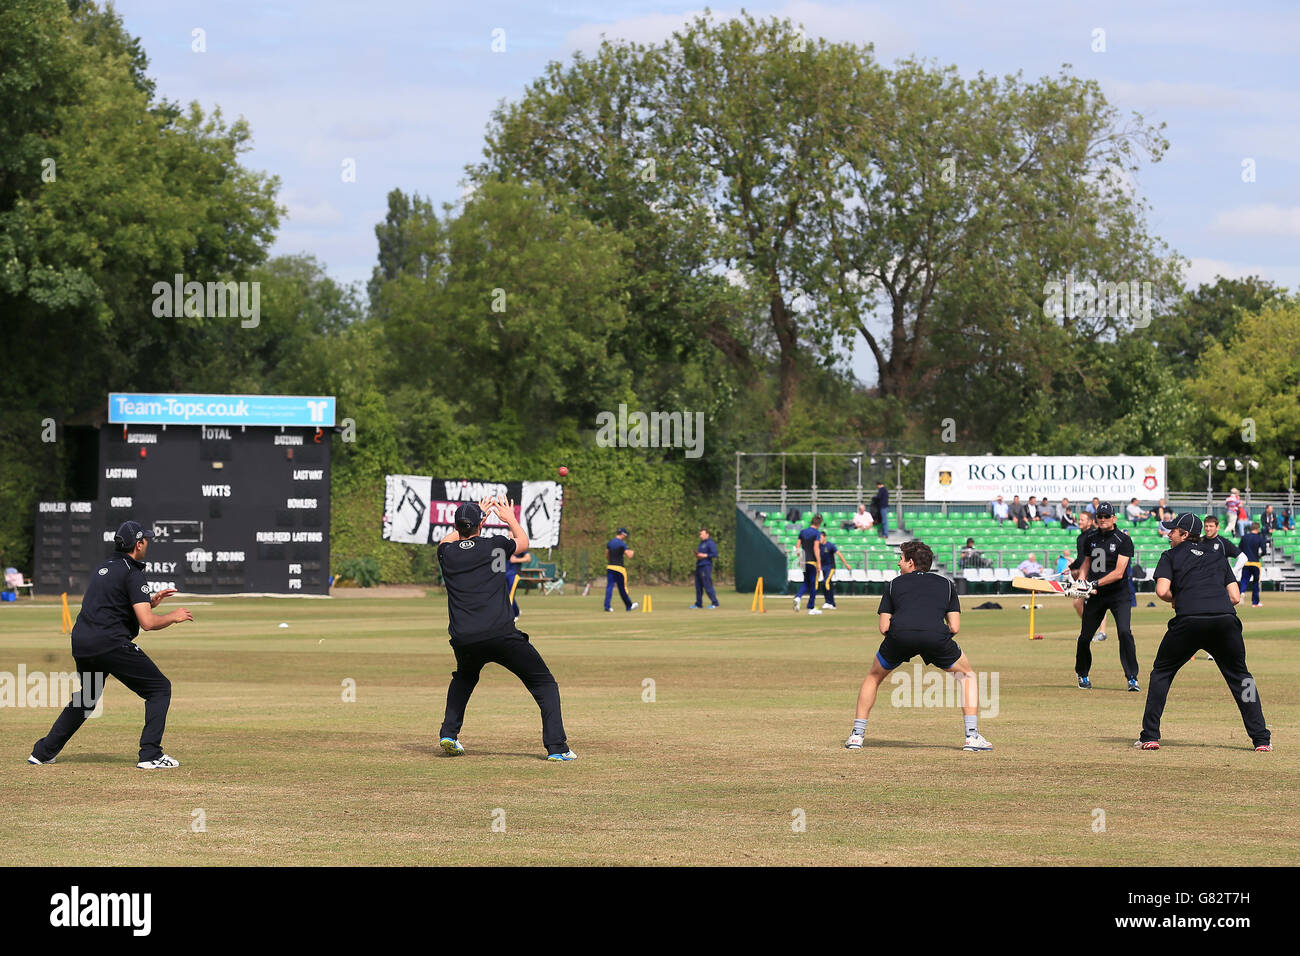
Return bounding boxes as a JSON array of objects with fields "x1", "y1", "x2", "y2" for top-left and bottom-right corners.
[
  {"x1": 383, "y1": 475, "x2": 433, "y2": 544},
  {"x1": 520, "y1": 481, "x2": 563, "y2": 548},
  {"x1": 924, "y1": 456, "x2": 1167, "y2": 503},
  {"x1": 382, "y1": 475, "x2": 564, "y2": 546}
]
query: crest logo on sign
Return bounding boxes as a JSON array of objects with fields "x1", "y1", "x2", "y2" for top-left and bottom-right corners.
[
  {"x1": 938, "y1": 470, "x2": 952, "y2": 486},
  {"x1": 1143, "y1": 465, "x2": 1158, "y2": 490}
]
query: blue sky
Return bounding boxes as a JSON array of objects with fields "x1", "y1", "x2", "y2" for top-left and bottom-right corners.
[{"x1": 116, "y1": 1, "x2": 1300, "y2": 381}]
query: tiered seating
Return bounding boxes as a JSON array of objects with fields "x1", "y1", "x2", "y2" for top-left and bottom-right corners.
[
  {"x1": 906, "y1": 511, "x2": 1185, "y2": 592},
  {"x1": 761, "y1": 510, "x2": 1298, "y2": 593},
  {"x1": 761, "y1": 511, "x2": 898, "y2": 593}
]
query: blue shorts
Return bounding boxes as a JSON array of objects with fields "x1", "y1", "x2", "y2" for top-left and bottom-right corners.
[{"x1": 876, "y1": 630, "x2": 962, "y2": 671}]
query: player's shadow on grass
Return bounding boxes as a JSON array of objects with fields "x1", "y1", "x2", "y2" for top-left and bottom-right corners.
[
  {"x1": 856, "y1": 739, "x2": 953, "y2": 749},
  {"x1": 52, "y1": 753, "x2": 125, "y2": 764},
  {"x1": 1099, "y1": 736, "x2": 1245, "y2": 753},
  {"x1": 398, "y1": 742, "x2": 549, "y2": 760}
]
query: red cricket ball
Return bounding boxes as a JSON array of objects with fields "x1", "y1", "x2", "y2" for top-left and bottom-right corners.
[{"x1": 558, "y1": 466, "x2": 569, "y2": 477}]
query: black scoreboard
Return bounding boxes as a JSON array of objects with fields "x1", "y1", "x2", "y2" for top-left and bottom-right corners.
[{"x1": 36, "y1": 422, "x2": 331, "y2": 595}]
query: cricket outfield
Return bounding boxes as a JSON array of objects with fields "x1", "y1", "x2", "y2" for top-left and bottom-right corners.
[{"x1": 1, "y1": 589, "x2": 1296, "y2": 865}]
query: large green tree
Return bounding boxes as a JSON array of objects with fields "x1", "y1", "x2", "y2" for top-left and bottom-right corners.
[
  {"x1": 0, "y1": 0, "x2": 281, "y2": 568},
  {"x1": 371, "y1": 180, "x2": 633, "y2": 443},
  {"x1": 1186, "y1": 298, "x2": 1300, "y2": 491},
  {"x1": 1136, "y1": 275, "x2": 1282, "y2": 377}
]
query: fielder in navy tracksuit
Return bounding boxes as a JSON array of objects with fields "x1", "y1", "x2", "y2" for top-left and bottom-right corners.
[
  {"x1": 691, "y1": 529, "x2": 719, "y2": 608},
  {"x1": 604, "y1": 527, "x2": 637, "y2": 612},
  {"x1": 1238, "y1": 524, "x2": 1266, "y2": 606},
  {"x1": 506, "y1": 546, "x2": 529, "y2": 619},
  {"x1": 793, "y1": 515, "x2": 823, "y2": 612},
  {"x1": 817, "y1": 532, "x2": 848, "y2": 608}
]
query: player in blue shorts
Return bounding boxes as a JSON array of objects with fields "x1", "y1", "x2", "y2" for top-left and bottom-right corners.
[{"x1": 843, "y1": 540, "x2": 993, "y2": 752}]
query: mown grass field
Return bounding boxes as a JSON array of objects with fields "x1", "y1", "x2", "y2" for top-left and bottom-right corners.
[{"x1": 1, "y1": 587, "x2": 1296, "y2": 865}]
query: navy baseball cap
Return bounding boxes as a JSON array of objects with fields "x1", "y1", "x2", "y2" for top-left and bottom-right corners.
[
  {"x1": 114, "y1": 520, "x2": 155, "y2": 551},
  {"x1": 1094, "y1": 501, "x2": 1115, "y2": 518},
  {"x1": 617, "y1": 527, "x2": 629, "y2": 535},
  {"x1": 1159, "y1": 513, "x2": 1203, "y2": 537},
  {"x1": 454, "y1": 502, "x2": 485, "y2": 534}
]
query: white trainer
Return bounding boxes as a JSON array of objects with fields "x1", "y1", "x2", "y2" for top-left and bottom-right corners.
[
  {"x1": 136, "y1": 754, "x2": 180, "y2": 770},
  {"x1": 793, "y1": 597, "x2": 800, "y2": 612},
  {"x1": 844, "y1": 733, "x2": 864, "y2": 750},
  {"x1": 963, "y1": 733, "x2": 993, "y2": 752},
  {"x1": 27, "y1": 754, "x2": 55, "y2": 765},
  {"x1": 1092, "y1": 631, "x2": 1107, "y2": 642},
  {"x1": 628, "y1": 602, "x2": 639, "y2": 611},
  {"x1": 808, "y1": 608, "x2": 822, "y2": 615},
  {"x1": 823, "y1": 604, "x2": 838, "y2": 610}
]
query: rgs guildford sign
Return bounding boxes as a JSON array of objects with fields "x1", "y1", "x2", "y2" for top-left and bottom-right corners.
[{"x1": 925, "y1": 456, "x2": 1166, "y2": 502}]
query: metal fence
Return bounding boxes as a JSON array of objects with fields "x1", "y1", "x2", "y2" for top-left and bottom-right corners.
[{"x1": 744, "y1": 489, "x2": 1297, "y2": 523}]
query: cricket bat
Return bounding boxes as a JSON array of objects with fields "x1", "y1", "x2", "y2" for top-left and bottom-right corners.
[{"x1": 1012, "y1": 576, "x2": 1068, "y2": 595}]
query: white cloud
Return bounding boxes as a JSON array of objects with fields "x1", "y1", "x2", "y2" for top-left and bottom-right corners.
[
  {"x1": 1121, "y1": 9, "x2": 1300, "y2": 57},
  {"x1": 282, "y1": 192, "x2": 344, "y2": 228},
  {"x1": 1104, "y1": 80, "x2": 1247, "y2": 112},
  {"x1": 1209, "y1": 204, "x2": 1300, "y2": 238},
  {"x1": 1218, "y1": 122, "x2": 1300, "y2": 162},
  {"x1": 1183, "y1": 257, "x2": 1300, "y2": 291}
]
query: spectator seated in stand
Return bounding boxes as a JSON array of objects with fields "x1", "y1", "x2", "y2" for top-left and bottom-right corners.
[
  {"x1": 1026, "y1": 496, "x2": 1042, "y2": 524},
  {"x1": 3, "y1": 567, "x2": 34, "y2": 600},
  {"x1": 1016, "y1": 553, "x2": 1045, "y2": 578},
  {"x1": 847, "y1": 504, "x2": 874, "y2": 532},
  {"x1": 1058, "y1": 498, "x2": 1077, "y2": 529},
  {"x1": 959, "y1": 538, "x2": 990, "y2": 569},
  {"x1": 1008, "y1": 495, "x2": 1028, "y2": 530},
  {"x1": 1261, "y1": 505, "x2": 1278, "y2": 549},
  {"x1": 1125, "y1": 498, "x2": 1150, "y2": 525},
  {"x1": 991, "y1": 496, "x2": 1009, "y2": 524}
]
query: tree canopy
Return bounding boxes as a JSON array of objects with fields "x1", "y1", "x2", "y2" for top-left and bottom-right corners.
[{"x1": 1, "y1": 3, "x2": 1293, "y2": 578}]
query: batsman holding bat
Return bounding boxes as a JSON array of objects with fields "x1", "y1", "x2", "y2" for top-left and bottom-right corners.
[
  {"x1": 436, "y1": 495, "x2": 576, "y2": 761},
  {"x1": 1069, "y1": 502, "x2": 1141, "y2": 691}
]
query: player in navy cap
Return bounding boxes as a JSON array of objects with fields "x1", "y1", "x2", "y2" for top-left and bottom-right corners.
[
  {"x1": 436, "y1": 496, "x2": 575, "y2": 760},
  {"x1": 1135, "y1": 513, "x2": 1271, "y2": 751},
  {"x1": 29, "y1": 521, "x2": 193, "y2": 769},
  {"x1": 1069, "y1": 501, "x2": 1141, "y2": 691}
]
